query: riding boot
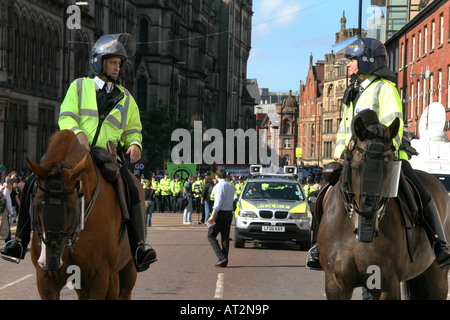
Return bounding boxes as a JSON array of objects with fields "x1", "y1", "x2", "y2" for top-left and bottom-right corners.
[
  {"x1": 424, "y1": 200, "x2": 450, "y2": 268},
  {"x1": 127, "y1": 202, "x2": 157, "y2": 272},
  {"x1": 306, "y1": 243, "x2": 322, "y2": 270},
  {"x1": 1, "y1": 175, "x2": 36, "y2": 262}
]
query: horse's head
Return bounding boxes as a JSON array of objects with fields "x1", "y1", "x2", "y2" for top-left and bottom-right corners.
[
  {"x1": 28, "y1": 130, "x2": 89, "y2": 271},
  {"x1": 340, "y1": 110, "x2": 402, "y2": 218}
]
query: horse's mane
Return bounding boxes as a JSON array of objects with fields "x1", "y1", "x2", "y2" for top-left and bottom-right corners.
[{"x1": 40, "y1": 130, "x2": 79, "y2": 169}]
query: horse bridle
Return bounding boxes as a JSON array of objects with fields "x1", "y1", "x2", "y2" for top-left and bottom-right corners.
[
  {"x1": 31, "y1": 155, "x2": 101, "y2": 249},
  {"x1": 339, "y1": 136, "x2": 395, "y2": 218}
]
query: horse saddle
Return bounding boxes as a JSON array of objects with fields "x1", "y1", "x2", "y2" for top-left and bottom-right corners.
[{"x1": 90, "y1": 144, "x2": 130, "y2": 222}]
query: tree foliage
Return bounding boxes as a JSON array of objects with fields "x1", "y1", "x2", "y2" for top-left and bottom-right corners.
[{"x1": 141, "y1": 100, "x2": 190, "y2": 172}]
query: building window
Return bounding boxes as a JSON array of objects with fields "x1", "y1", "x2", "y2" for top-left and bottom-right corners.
[
  {"x1": 282, "y1": 119, "x2": 290, "y2": 134},
  {"x1": 4, "y1": 103, "x2": 28, "y2": 170},
  {"x1": 37, "y1": 105, "x2": 56, "y2": 161},
  {"x1": 401, "y1": 42, "x2": 404, "y2": 67},
  {"x1": 137, "y1": 76, "x2": 148, "y2": 112},
  {"x1": 431, "y1": 20, "x2": 435, "y2": 51},
  {"x1": 438, "y1": 69, "x2": 442, "y2": 103},
  {"x1": 284, "y1": 139, "x2": 291, "y2": 149},
  {"x1": 418, "y1": 30, "x2": 422, "y2": 58},
  {"x1": 439, "y1": 13, "x2": 444, "y2": 46},
  {"x1": 411, "y1": 34, "x2": 415, "y2": 62},
  {"x1": 424, "y1": 25, "x2": 428, "y2": 54}
]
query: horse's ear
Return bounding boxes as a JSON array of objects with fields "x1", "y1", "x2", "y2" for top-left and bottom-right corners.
[
  {"x1": 69, "y1": 153, "x2": 90, "y2": 181},
  {"x1": 27, "y1": 157, "x2": 46, "y2": 180},
  {"x1": 386, "y1": 118, "x2": 401, "y2": 141},
  {"x1": 353, "y1": 117, "x2": 367, "y2": 141}
]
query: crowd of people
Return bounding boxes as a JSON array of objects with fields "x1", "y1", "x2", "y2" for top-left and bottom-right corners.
[
  {"x1": 140, "y1": 171, "x2": 247, "y2": 227},
  {"x1": 0, "y1": 171, "x2": 30, "y2": 245}
]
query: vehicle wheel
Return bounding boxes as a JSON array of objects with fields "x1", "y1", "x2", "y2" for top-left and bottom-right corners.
[{"x1": 234, "y1": 230, "x2": 245, "y2": 248}]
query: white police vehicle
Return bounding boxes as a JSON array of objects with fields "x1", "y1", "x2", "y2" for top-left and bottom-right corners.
[{"x1": 234, "y1": 165, "x2": 312, "y2": 250}]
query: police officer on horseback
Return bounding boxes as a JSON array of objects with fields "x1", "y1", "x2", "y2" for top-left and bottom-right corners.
[
  {"x1": 1, "y1": 33, "x2": 157, "y2": 272},
  {"x1": 306, "y1": 37, "x2": 450, "y2": 270}
]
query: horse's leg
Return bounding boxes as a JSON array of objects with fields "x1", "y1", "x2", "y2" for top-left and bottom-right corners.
[
  {"x1": 379, "y1": 276, "x2": 401, "y2": 300},
  {"x1": 106, "y1": 273, "x2": 120, "y2": 300},
  {"x1": 85, "y1": 272, "x2": 110, "y2": 299},
  {"x1": 412, "y1": 261, "x2": 449, "y2": 300},
  {"x1": 118, "y1": 259, "x2": 137, "y2": 300},
  {"x1": 324, "y1": 272, "x2": 353, "y2": 300},
  {"x1": 35, "y1": 271, "x2": 62, "y2": 300}
]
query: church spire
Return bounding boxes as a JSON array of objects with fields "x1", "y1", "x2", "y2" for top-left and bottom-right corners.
[{"x1": 340, "y1": 11, "x2": 347, "y2": 33}]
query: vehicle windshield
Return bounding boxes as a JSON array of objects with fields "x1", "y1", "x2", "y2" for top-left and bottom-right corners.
[{"x1": 242, "y1": 181, "x2": 305, "y2": 201}]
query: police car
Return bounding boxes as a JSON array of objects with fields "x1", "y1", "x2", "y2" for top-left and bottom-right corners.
[{"x1": 234, "y1": 165, "x2": 312, "y2": 250}]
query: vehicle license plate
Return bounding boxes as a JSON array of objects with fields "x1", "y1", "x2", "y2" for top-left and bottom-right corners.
[{"x1": 262, "y1": 226, "x2": 285, "y2": 232}]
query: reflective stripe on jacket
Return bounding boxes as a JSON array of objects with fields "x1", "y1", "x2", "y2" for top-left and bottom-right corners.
[
  {"x1": 58, "y1": 77, "x2": 142, "y2": 151},
  {"x1": 334, "y1": 77, "x2": 407, "y2": 160}
]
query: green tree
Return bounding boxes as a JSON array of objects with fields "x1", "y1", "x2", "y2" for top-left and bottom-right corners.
[{"x1": 141, "y1": 100, "x2": 190, "y2": 172}]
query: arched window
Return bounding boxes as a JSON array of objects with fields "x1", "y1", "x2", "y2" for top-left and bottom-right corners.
[
  {"x1": 137, "y1": 76, "x2": 148, "y2": 113},
  {"x1": 138, "y1": 18, "x2": 149, "y2": 53},
  {"x1": 282, "y1": 119, "x2": 290, "y2": 134}
]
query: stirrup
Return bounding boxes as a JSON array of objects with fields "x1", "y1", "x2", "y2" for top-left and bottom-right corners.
[
  {"x1": 134, "y1": 243, "x2": 158, "y2": 270},
  {"x1": 0, "y1": 240, "x2": 23, "y2": 264}
]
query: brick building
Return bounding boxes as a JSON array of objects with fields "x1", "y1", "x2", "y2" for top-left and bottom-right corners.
[
  {"x1": 298, "y1": 55, "x2": 324, "y2": 167},
  {"x1": 385, "y1": 0, "x2": 450, "y2": 140}
]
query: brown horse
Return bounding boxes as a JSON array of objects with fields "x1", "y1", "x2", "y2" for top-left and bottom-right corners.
[
  {"x1": 27, "y1": 130, "x2": 140, "y2": 299},
  {"x1": 318, "y1": 111, "x2": 449, "y2": 299}
]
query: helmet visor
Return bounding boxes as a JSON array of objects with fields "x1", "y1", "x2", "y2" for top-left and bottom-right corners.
[{"x1": 93, "y1": 33, "x2": 136, "y2": 59}]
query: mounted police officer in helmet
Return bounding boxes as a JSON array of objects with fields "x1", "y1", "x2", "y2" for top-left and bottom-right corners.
[
  {"x1": 306, "y1": 36, "x2": 450, "y2": 270},
  {"x1": 1, "y1": 33, "x2": 157, "y2": 272}
]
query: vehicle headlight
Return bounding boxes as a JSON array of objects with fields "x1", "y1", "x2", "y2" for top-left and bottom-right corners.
[
  {"x1": 290, "y1": 212, "x2": 307, "y2": 219},
  {"x1": 240, "y1": 211, "x2": 257, "y2": 218}
]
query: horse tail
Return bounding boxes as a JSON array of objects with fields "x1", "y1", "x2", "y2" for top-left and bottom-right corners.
[{"x1": 403, "y1": 274, "x2": 429, "y2": 300}]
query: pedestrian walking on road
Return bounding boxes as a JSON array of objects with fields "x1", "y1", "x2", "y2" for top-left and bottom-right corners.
[
  {"x1": 201, "y1": 175, "x2": 214, "y2": 223},
  {"x1": 207, "y1": 169, "x2": 234, "y2": 267},
  {"x1": 182, "y1": 176, "x2": 194, "y2": 224}
]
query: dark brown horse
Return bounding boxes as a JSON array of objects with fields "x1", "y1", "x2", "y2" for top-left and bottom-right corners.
[
  {"x1": 27, "y1": 130, "x2": 140, "y2": 299},
  {"x1": 318, "y1": 111, "x2": 449, "y2": 299}
]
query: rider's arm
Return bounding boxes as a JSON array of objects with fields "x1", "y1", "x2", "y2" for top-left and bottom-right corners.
[{"x1": 58, "y1": 80, "x2": 83, "y2": 135}]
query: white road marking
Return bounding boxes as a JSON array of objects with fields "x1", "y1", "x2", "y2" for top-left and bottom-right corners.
[
  {"x1": 214, "y1": 273, "x2": 224, "y2": 299},
  {"x1": 0, "y1": 274, "x2": 33, "y2": 290}
]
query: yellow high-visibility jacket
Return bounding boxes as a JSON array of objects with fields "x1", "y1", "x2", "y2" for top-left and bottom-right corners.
[
  {"x1": 58, "y1": 77, "x2": 142, "y2": 152},
  {"x1": 334, "y1": 77, "x2": 407, "y2": 160}
]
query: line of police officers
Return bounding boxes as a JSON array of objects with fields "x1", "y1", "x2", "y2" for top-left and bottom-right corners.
[{"x1": 141, "y1": 172, "x2": 246, "y2": 222}]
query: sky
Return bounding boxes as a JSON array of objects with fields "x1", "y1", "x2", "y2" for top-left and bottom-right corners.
[{"x1": 247, "y1": 0, "x2": 382, "y2": 93}]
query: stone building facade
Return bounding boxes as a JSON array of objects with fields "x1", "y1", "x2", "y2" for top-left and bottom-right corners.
[{"x1": 0, "y1": 0, "x2": 255, "y2": 171}]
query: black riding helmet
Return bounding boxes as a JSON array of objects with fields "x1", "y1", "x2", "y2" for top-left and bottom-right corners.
[{"x1": 345, "y1": 37, "x2": 395, "y2": 80}]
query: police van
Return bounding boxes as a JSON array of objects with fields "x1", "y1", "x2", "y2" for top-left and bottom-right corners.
[{"x1": 234, "y1": 165, "x2": 312, "y2": 250}]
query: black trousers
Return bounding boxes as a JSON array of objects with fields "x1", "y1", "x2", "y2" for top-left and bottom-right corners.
[{"x1": 207, "y1": 210, "x2": 233, "y2": 261}]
